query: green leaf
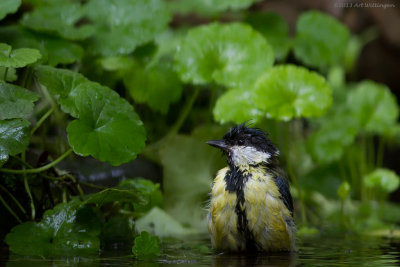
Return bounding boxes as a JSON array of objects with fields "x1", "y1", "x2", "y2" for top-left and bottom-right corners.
[
  {"x1": 245, "y1": 12, "x2": 291, "y2": 61},
  {"x1": 0, "y1": 0, "x2": 21, "y2": 21},
  {"x1": 66, "y1": 83, "x2": 146, "y2": 166},
  {"x1": 6, "y1": 202, "x2": 101, "y2": 256},
  {"x1": 175, "y1": 22, "x2": 274, "y2": 88},
  {"x1": 294, "y1": 11, "x2": 350, "y2": 70},
  {"x1": 0, "y1": 81, "x2": 40, "y2": 120},
  {"x1": 132, "y1": 231, "x2": 160, "y2": 259},
  {"x1": 124, "y1": 60, "x2": 183, "y2": 114},
  {"x1": 364, "y1": 168, "x2": 400, "y2": 193},
  {"x1": 213, "y1": 88, "x2": 263, "y2": 124},
  {"x1": 35, "y1": 65, "x2": 146, "y2": 166},
  {"x1": 307, "y1": 115, "x2": 357, "y2": 164},
  {"x1": 0, "y1": 119, "x2": 30, "y2": 167},
  {"x1": 34, "y1": 65, "x2": 87, "y2": 117},
  {"x1": 135, "y1": 207, "x2": 198, "y2": 237},
  {"x1": 118, "y1": 178, "x2": 163, "y2": 213},
  {"x1": 159, "y1": 135, "x2": 224, "y2": 231},
  {"x1": 101, "y1": 215, "x2": 135, "y2": 245},
  {"x1": 168, "y1": 0, "x2": 259, "y2": 16},
  {"x1": 337, "y1": 181, "x2": 351, "y2": 200},
  {"x1": 85, "y1": 0, "x2": 171, "y2": 56},
  {"x1": 0, "y1": 67, "x2": 17, "y2": 82},
  {"x1": 0, "y1": 26, "x2": 84, "y2": 67},
  {"x1": 99, "y1": 56, "x2": 135, "y2": 72},
  {"x1": 20, "y1": 0, "x2": 94, "y2": 40},
  {"x1": 0, "y1": 43, "x2": 41, "y2": 68},
  {"x1": 253, "y1": 64, "x2": 332, "y2": 120},
  {"x1": 346, "y1": 80, "x2": 399, "y2": 134},
  {"x1": 84, "y1": 188, "x2": 147, "y2": 206}
]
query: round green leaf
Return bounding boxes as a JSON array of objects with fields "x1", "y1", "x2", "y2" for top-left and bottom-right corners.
[
  {"x1": 132, "y1": 231, "x2": 160, "y2": 259},
  {"x1": 67, "y1": 83, "x2": 146, "y2": 166},
  {"x1": 118, "y1": 178, "x2": 163, "y2": 213},
  {"x1": 245, "y1": 12, "x2": 291, "y2": 61},
  {"x1": 175, "y1": 22, "x2": 274, "y2": 88},
  {"x1": 294, "y1": 11, "x2": 350, "y2": 70},
  {"x1": 253, "y1": 64, "x2": 332, "y2": 120},
  {"x1": 20, "y1": 0, "x2": 94, "y2": 40},
  {"x1": 0, "y1": 43, "x2": 41, "y2": 68},
  {"x1": 0, "y1": 26, "x2": 84, "y2": 67},
  {"x1": 6, "y1": 202, "x2": 101, "y2": 256},
  {"x1": 364, "y1": 168, "x2": 400, "y2": 193},
  {"x1": 100, "y1": 56, "x2": 135, "y2": 71},
  {"x1": 169, "y1": 0, "x2": 259, "y2": 16},
  {"x1": 0, "y1": 81, "x2": 39, "y2": 120},
  {"x1": 124, "y1": 61, "x2": 182, "y2": 114},
  {"x1": 35, "y1": 65, "x2": 147, "y2": 166},
  {"x1": 307, "y1": 115, "x2": 357, "y2": 164},
  {"x1": 0, "y1": 119, "x2": 30, "y2": 167},
  {"x1": 337, "y1": 181, "x2": 351, "y2": 200},
  {"x1": 0, "y1": 0, "x2": 21, "y2": 21},
  {"x1": 213, "y1": 88, "x2": 263, "y2": 124},
  {"x1": 35, "y1": 65, "x2": 87, "y2": 117},
  {"x1": 346, "y1": 80, "x2": 399, "y2": 134},
  {"x1": 85, "y1": 0, "x2": 171, "y2": 56}
]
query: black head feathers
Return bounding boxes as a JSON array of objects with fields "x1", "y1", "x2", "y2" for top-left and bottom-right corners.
[{"x1": 223, "y1": 123, "x2": 279, "y2": 156}]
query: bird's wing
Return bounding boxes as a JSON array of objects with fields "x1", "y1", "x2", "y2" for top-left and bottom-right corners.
[{"x1": 275, "y1": 176, "x2": 294, "y2": 215}]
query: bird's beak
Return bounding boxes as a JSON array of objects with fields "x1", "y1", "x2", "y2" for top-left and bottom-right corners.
[{"x1": 207, "y1": 140, "x2": 229, "y2": 152}]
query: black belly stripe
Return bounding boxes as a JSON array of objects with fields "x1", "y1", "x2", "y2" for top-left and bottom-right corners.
[{"x1": 224, "y1": 166, "x2": 258, "y2": 250}]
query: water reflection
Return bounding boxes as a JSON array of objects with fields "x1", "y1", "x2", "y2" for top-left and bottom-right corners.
[
  {"x1": 211, "y1": 252, "x2": 296, "y2": 267},
  {"x1": 2, "y1": 235, "x2": 400, "y2": 266}
]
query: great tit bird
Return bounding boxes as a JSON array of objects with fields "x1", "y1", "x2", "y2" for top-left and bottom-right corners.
[{"x1": 207, "y1": 123, "x2": 296, "y2": 252}]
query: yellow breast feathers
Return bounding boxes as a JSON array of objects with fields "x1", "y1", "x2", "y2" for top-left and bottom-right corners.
[{"x1": 208, "y1": 166, "x2": 296, "y2": 252}]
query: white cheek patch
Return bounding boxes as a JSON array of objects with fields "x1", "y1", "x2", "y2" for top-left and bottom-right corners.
[{"x1": 231, "y1": 146, "x2": 271, "y2": 166}]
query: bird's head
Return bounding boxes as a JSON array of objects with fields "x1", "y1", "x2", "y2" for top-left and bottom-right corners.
[{"x1": 207, "y1": 123, "x2": 279, "y2": 167}]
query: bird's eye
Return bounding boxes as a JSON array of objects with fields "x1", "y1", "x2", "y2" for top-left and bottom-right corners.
[{"x1": 238, "y1": 139, "x2": 245, "y2": 145}]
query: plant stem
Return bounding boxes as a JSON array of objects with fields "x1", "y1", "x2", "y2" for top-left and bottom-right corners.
[
  {"x1": 79, "y1": 181, "x2": 107, "y2": 190},
  {"x1": 367, "y1": 135, "x2": 375, "y2": 171},
  {"x1": 30, "y1": 105, "x2": 56, "y2": 135},
  {"x1": 24, "y1": 177, "x2": 35, "y2": 220},
  {"x1": 22, "y1": 152, "x2": 35, "y2": 220},
  {"x1": 0, "y1": 194, "x2": 22, "y2": 223},
  {"x1": 0, "y1": 148, "x2": 73, "y2": 174},
  {"x1": 359, "y1": 136, "x2": 368, "y2": 201},
  {"x1": 0, "y1": 184, "x2": 26, "y2": 215},
  {"x1": 168, "y1": 87, "x2": 200, "y2": 137},
  {"x1": 142, "y1": 87, "x2": 200, "y2": 162},
  {"x1": 3, "y1": 67, "x2": 8, "y2": 80},
  {"x1": 283, "y1": 121, "x2": 307, "y2": 223},
  {"x1": 376, "y1": 137, "x2": 385, "y2": 167}
]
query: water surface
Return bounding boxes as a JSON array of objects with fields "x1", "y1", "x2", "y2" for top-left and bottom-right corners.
[{"x1": 2, "y1": 234, "x2": 399, "y2": 266}]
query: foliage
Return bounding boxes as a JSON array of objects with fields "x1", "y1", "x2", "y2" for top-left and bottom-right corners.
[
  {"x1": 0, "y1": 0, "x2": 21, "y2": 21},
  {"x1": 132, "y1": 231, "x2": 160, "y2": 259},
  {"x1": 85, "y1": 0, "x2": 171, "y2": 56},
  {"x1": 253, "y1": 64, "x2": 332, "y2": 121},
  {"x1": 6, "y1": 186, "x2": 151, "y2": 256},
  {"x1": 34, "y1": 65, "x2": 146, "y2": 166},
  {"x1": 364, "y1": 169, "x2": 400, "y2": 194},
  {"x1": 0, "y1": 43, "x2": 41, "y2": 68},
  {"x1": 294, "y1": 10, "x2": 350, "y2": 71},
  {"x1": 245, "y1": 12, "x2": 291, "y2": 61},
  {"x1": 0, "y1": 0, "x2": 399, "y2": 259},
  {"x1": 174, "y1": 22, "x2": 274, "y2": 87},
  {"x1": 0, "y1": 119, "x2": 30, "y2": 167},
  {"x1": 6, "y1": 201, "x2": 101, "y2": 256},
  {"x1": 0, "y1": 81, "x2": 39, "y2": 120}
]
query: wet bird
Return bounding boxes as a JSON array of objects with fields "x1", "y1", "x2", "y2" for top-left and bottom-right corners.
[{"x1": 207, "y1": 123, "x2": 296, "y2": 252}]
